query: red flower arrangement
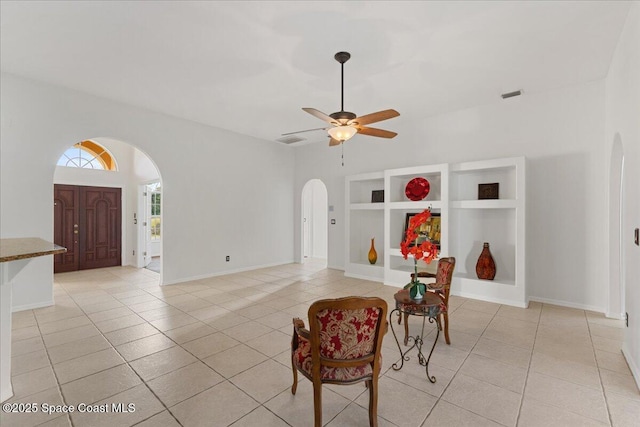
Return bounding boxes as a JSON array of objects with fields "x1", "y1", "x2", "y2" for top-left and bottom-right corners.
[{"x1": 400, "y1": 208, "x2": 439, "y2": 300}]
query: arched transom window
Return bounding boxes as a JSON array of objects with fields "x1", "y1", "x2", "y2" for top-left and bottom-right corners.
[{"x1": 57, "y1": 140, "x2": 117, "y2": 170}]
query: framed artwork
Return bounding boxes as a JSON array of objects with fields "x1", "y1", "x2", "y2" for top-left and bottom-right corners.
[
  {"x1": 404, "y1": 212, "x2": 441, "y2": 248},
  {"x1": 478, "y1": 183, "x2": 499, "y2": 200},
  {"x1": 371, "y1": 190, "x2": 384, "y2": 203}
]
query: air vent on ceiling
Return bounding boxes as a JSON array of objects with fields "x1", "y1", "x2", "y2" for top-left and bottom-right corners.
[
  {"x1": 276, "y1": 135, "x2": 306, "y2": 144},
  {"x1": 501, "y1": 90, "x2": 523, "y2": 99}
]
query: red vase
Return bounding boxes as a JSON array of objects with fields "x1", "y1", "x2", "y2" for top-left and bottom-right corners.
[{"x1": 476, "y1": 242, "x2": 496, "y2": 280}]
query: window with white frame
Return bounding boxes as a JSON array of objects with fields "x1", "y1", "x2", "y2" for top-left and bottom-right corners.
[{"x1": 56, "y1": 140, "x2": 117, "y2": 170}]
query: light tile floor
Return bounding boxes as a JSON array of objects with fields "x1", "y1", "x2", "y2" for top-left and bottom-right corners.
[{"x1": 3, "y1": 262, "x2": 639, "y2": 426}]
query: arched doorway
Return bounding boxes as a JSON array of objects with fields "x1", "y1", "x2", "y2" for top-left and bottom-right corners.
[
  {"x1": 608, "y1": 134, "x2": 624, "y2": 318},
  {"x1": 301, "y1": 179, "x2": 328, "y2": 266},
  {"x1": 53, "y1": 137, "x2": 163, "y2": 280}
]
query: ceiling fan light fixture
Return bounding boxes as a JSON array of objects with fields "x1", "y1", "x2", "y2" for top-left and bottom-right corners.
[{"x1": 328, "y1": 125, "x2": 357, "y2": 142}]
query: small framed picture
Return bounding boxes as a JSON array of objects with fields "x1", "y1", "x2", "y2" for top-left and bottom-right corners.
[
  {"x1": 478, "y1": 183, "x2": 499, "y2": 200},
  {"x1": 371, "y1": 190, "x2": 384, "y2": 203},
  {"x1": 404, "y1": 212, "x2": 441, "y2": 248}
]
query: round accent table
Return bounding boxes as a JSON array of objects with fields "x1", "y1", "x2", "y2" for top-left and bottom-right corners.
[{"x1": 389, "y1": 289, "x2": 443, "y2": 383}]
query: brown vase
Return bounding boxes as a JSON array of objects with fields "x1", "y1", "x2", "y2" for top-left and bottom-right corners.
[
  {"x1": 476, "y1": 242, "x2": 496, "y2": 280},
  {"x1": 368, "y1": 238, "x2": 378, "y2": 265}
]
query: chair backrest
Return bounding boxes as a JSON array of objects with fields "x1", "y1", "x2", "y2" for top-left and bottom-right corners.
[
  {"x1": 307, "y1": 296, "x2": 388, "y2": 374},
  {"x1": 433, "y1": 257, "x2": 456, "y2": 291}
]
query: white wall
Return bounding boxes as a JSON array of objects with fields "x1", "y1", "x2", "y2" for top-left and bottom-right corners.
[
  {"x1": 605, "y1": 4, "x2": 640, "y2": 387},
  {"x1": 1, "y1": 73, "x2": 295, "y2": 310},
  {"x1": 295, "y1": 80, "x2": 608, "y2": 311}
]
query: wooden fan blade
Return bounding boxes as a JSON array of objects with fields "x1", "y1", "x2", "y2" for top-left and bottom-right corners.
[
  {"x1": 281, "y1": 127, "x2": 327, "y2": 136},
  {"x1": 350, "y1": 109, "x2": 399, "y2": 126},
  {"x1": 329, "y1": 138, "x2": 342, "y2": 146},
  {"x1": 356, "y1": 126, "x2": 397, "y2": 139},
  {"x1": 302, "y1": 108, "x2": 338, "y2": 124}
]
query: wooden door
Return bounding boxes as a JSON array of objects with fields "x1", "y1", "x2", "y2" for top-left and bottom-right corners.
[
  {"x1": 53, "y1": 185, "x2": 79, "y2": 273},
  {"x1": 53, "y1": 185, "x2": 121, "y2": 272},
  {"x1": 79, "y1": 186, "x2": 122, "y2": 270}
]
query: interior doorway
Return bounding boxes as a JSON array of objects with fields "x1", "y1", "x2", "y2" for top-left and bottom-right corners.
[
  {"x1": 142, "y1": 181, "x2": 162, "y2": 273},
  {"x1": 301, "y1": 179, "x2": 328, "y2": 265},
  {"x1": 53, "y1": 184, "x2": 122, "y2": 273}
]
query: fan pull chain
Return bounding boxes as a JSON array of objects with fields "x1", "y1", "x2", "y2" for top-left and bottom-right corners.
[{"x1": 341, "y1": 142, "x2": 344, "y2": 166}]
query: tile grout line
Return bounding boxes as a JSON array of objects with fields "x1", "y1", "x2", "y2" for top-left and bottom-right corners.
[
  {"x1": 58, "y1": 270, "x2": 185, "y2": 427},
  {"x1": 32, "y1": 305, "x2": 76, "y2": 427},
  {"x1": 513, "y1": 302, "x2": 543, "y2": 427},
  {"x1": 586, "y1": 310, "x2": 616, "y2": 427},
  {"x1": 418, "y1": 301, "x2": 507, "y2": 426},
  {"x1": 115, "y1": 273, "x2": 301, "y2": 426},
  {"x1": 57, "y1": 270, "x2": 296, "y2": 426},
  {"x1": 14, "y1": 266, "x2": 633, "y2": 427}
]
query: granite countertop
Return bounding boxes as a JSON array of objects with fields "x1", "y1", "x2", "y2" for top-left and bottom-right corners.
[{"x1": 0, "y1": 238, "x2": 66, "y2": 262}]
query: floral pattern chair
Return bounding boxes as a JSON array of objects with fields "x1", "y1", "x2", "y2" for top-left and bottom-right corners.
[
  {"x1": 291, "y1": 296, "x2": 388, "y2": 427},
  {"x1": 402, "y1": 257, "x2": 456, "y2": 345}
]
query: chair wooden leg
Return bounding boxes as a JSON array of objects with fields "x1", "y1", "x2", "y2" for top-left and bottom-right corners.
[
  {"x1": 291, "y1": 356, "x2": 298, "y2": 394},
  {"x1": 403, "y1": 312, "x2": 409, "y2": 346},
  {"x1": 443, "y1": 312, "x2": 450, "y2": 345},
  {"x1": 368, "y1": 379, "x2": 379, "y2": 427},
  {"x1": 313, "y1": 380, "x2": 322, "y2": 427}
]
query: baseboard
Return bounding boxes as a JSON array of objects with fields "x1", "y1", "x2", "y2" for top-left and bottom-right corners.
[
  {"x1": 12, "y1": 299, "x2": 54, "y2": 313},
  {"x1": 605, "y1": 311, "x2": 625, "y2": 320},
  {"x1": 452, "y1": 290, "x2": 528, "y2": 308},
  {"x1": 344, "y1": 272, "x2": 383, "y2": 282},
  {"x1": 527, "y1": 296, "x2": 603, "y2": 313},
  {"x1": 161, "y1": 260, "x2": 295, "y2": 286},
  {"x1": 622, "y1": 344, "x2": 640, "y2": 392}
]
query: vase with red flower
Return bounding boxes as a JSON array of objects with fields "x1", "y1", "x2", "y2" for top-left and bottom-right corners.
[{"x1": 400, "y1": 209, "x2": 439, "y2": 301}]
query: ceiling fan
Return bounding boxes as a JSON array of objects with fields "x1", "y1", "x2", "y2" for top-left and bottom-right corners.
[{"x1": 284, "y1": 51, "x2": 399, "y2": 146}]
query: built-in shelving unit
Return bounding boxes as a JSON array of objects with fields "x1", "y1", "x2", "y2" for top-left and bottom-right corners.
[
  {"x1": 448, "y1": 157, "x2": 526, "y2": 307},
  {"x1": 345, "y1": 172, "x2": 385, "y2": 281},
  {"x1": 345, "y1": 156, "x2": 526, "y2": 307},
  {"x1": 384, "y1": 164, "x2": 449, "y2": 286}
]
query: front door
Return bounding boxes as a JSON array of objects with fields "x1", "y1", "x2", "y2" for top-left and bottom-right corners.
[
  {"x1": 53, "y1": 185, "x2": 80, "y2": 272},
  {"x1": 54, "y1": 185, "x2": 122, "y2": 272}
]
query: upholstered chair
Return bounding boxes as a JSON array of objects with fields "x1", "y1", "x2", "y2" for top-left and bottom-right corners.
[
  {"x1": 291, "y1": 296, "x2": 388, "y2": 427},
  {"x1": 402, "y1": 257, "x2": 456, "y2": 345}
]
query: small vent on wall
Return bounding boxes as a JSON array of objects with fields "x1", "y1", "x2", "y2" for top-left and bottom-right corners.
[
  {"x1": 276, "y1": 135, "x2": 306, "y2": 144},
  {"x1": 501, "y1": 90, "x2": 523, "y2": 99}
]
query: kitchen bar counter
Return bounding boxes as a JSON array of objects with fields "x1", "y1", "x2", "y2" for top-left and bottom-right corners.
[
  {"x1": 0, "y1": 237, "x2": 66, "y2": 262},
  {"x1": 0, "y1": 238, "x2": 66, "y2": 402}
]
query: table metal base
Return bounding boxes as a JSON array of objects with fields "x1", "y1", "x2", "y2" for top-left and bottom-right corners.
[{"x1": 389, "y1": 309, "x2": 439, "y2": 383}]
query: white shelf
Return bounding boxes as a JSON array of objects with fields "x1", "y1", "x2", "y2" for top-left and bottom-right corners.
[
  {"x1": 350, "y1": 203, "x2": 385, "y2": 210},
  {"x1": 388, "y1": 200, "x2": 443, "y2": 210},
  {"x1": 451, "y1": 199, "x2": 517, "y2": 209},
  {"x1": 452, "y1": 271, "x2": 515, "y2": 286},
  {"x1": 345, "y1": 262, "x2": 384, "y2": 281}
]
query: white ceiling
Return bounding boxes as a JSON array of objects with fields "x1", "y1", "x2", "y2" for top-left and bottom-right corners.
[{"x1": 0, "y1": 1, "x2": 631, "y2": 145}]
